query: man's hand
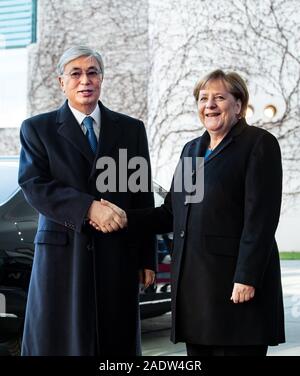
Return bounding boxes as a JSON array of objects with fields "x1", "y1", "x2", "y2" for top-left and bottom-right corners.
[
  {"x1": 87, "y1": 199, "x2": 127, "y2": 233},
  {"x1": 100, "y1": 199, "x2": 125, "y2": 215},
  {"x1": 230, "y1": 283, "x2": 255, "y2": 303},
  {"x1": 139, "y1": 269, "x2": 155, "y2": 289}
]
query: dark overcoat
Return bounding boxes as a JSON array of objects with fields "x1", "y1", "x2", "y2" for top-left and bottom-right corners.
[
  {"x1": 18, "y1": 101, "x2": 155, "y2": 356},
  {"x1": 129, "y1": 119, "x2": 285, "y2": 346}
]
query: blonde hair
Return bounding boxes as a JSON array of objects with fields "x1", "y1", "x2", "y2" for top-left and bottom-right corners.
[{"x1": 193, "y1": 69, "x2": 249, "y2": 118}]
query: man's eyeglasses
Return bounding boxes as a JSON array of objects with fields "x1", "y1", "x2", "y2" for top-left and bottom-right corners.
[{"x1": 64, "y1": 69, "x2": 102, "y2": 80}]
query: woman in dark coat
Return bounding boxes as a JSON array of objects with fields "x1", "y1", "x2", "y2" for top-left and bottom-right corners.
[{"x1": 99, "y1": 69, "x2": 285, "y2": 356}]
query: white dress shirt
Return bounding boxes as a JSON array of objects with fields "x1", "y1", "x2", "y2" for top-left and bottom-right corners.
[{"x1": 68, "y1": 103, "x2": 101, "y2": 141}]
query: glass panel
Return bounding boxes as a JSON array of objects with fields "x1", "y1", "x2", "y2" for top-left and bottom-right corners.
[
  {"x1": 0, "y1": 48, "x2": 27, "y2": 128},
  {"x1": 0, "y1": 0, "x2": 36, "y2": 48}
]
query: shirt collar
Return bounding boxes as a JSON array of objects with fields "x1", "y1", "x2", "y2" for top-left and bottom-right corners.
[{"x1": 68, "y1": 102, "x2": 101, "y2": 127}]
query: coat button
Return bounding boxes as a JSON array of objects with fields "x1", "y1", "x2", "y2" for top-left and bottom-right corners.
[{"x1": 180, "y1": 230, "x2": 185, "y2": 238}]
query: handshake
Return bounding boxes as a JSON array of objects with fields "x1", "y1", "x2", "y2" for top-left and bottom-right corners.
[
  {"x1": 87, "y1": 199, "x2": 127, "y2": 233},
  {"x1": 87, "y1": 199, "x2": 156, "y2": 287}
]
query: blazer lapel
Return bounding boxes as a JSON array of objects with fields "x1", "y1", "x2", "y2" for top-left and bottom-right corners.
[
  {"x1": 57, "y1": 101, "x2": 94, "y2": 165},
  {"x1": 204, "y1": 136, "x2": 233, "y2": 164},
  {"x1": 89, "y1": 102, "x2": 124, "y2": 180},
  {"x1": 96, "y1": 102, "x2": 123, "y2": 158},
  {"x1": 204, "y1": 118, "x2": 247, "y2": 164}
]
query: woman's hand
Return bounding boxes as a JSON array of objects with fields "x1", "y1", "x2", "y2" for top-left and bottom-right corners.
[
  {"x1": 139, "y1": 269, "x2": 155, "y2": 289},
  {"x1": 230, "y1": 283, "x2": 255, "y2": 303}
]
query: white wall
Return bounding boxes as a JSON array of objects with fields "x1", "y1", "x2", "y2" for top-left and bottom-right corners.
[
  {"x1": 1, "y1": 0, "x2": 299, "y2": 250},
  {"x1": 277, "y1": 205, "x2": 300, "y2": 252},
  {"x1": 0, "y1": 48, "x2": 27, "y2": 128}
]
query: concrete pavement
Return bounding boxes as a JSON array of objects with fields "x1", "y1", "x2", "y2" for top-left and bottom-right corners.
[{"x1": 142, "y1": 260, "x2": 300, "y2": 356}]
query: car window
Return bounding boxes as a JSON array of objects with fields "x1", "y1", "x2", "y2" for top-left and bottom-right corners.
[{"x1": 0, "y1": 160, "x2": 19, "y2": 205}]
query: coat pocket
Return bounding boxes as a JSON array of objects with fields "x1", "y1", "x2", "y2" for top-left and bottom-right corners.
[
  {"x1": 205, "y1": 235, "x2": 240, "y2": 257},
  {"x1": 34, "y1": 230, "x2": 68, "y2": 246}
]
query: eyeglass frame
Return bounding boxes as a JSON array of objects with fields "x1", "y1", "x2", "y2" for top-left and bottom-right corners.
[{"x1": 63, "y1": 68, "x2": 103, "y2": 81}]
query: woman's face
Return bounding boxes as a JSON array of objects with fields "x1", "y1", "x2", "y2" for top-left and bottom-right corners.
[{"x1": 197, "y1": 79, "x2": 242, "y2": 135}]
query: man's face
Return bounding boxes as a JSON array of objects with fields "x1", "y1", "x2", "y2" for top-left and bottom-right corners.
[{"x1": 59, "y1": 55, "x2": 102, "y2": 114}]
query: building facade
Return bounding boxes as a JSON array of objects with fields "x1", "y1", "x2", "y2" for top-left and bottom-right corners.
[{"x1": 1, "y1": 0, "x2": 300, "y2": 249}]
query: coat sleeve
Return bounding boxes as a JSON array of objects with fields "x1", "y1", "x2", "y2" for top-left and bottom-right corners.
[
  {"x1": 127, "y1": 190, "x2": 173, "y2": 235},
  {"x1": 128, "y1": 121, "x2": 173, "y2": 271},
  {"x1": 18, "y1": 119, "x2": 95, "y2": 233},
  {"x1": 127, "y1": 139, "x2": 193, "y2": 235},
  {"x1": 127, "y1": 138, "x2": 196, "y2": 236},
  {"x1": 233, "y1": 132, "x2": 282, "y2": 288}
]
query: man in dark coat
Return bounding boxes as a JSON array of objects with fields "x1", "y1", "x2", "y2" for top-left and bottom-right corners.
[{"x1": 18, "y1": 46, "x2": 156, "y2": 356}]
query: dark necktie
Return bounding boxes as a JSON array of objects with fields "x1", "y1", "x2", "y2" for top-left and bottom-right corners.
[{"x1": 82, "y1": 116, "x2": 97, "y2": 154}]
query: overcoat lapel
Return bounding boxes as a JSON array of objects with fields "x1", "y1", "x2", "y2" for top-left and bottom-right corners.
[
  {"x1": 201, "y1": 118, "x2": 248, "y2": 164},
  {"x1": 96, "y1": 101, "x2": 123, "y2": 159},
  {"x1": 205, "y1": 136, "x2": 233, "y2": 164},
  {"x1": 185, "y1": 119, "x2": 248, "y2": 188},
  {"x1": 56, "y1": 101, "x2": 124, "y2": 173},
  {"x1": 89, "y1": 102, "x2": 124, "y2": 180},
  {"x1": 57, "y1": 101, "x2": 94, "y2": 165}
]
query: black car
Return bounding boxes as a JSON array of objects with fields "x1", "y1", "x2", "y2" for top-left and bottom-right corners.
[{"x1": 0, "y1": 156, "x2": 171, "y2": 355}]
